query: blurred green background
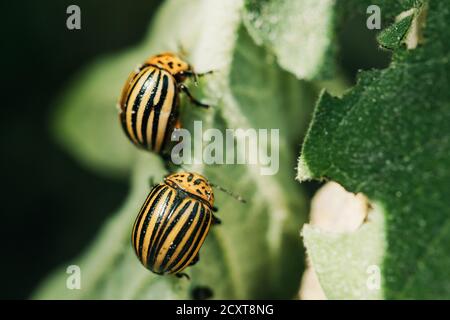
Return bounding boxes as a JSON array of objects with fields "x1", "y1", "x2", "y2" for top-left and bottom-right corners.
[{"x1": 0, "y1": 0, "x2": 389, "y2": 299}]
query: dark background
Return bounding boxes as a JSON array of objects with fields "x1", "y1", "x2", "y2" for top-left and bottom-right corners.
[{"x1": 0, "y1": 1, "x2": 389, "y2": 299}]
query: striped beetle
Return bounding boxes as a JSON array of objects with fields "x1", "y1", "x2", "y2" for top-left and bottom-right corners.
[
  {"x1": 118, "y1": 52, "x2": 211, "y2": 153},
  {"x1": 131, "y1": 172, "x2": 244, "y2": 277}
]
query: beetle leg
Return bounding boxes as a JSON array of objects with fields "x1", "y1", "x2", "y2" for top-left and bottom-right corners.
[
  {"x1": 135, "y1": 62, "x2": 150, "y2": 73},
  {"x1": 149, "y1": 177, "x2": 157, "y2": 189},
  {"x1": 212, "y1": 214, "x2": 221, "y2": 225},
  {"x1": 189, "y1": 254, "x2": 200, "y2": 266},
  {"x1": 174, "y1": 118, "x2": 182, "y2": 129},
  {"x1": 176, "y1": 273, "x2": 191, "y2": 280},
  {"x1": 179, "y1": 83, "x2": 209, "y2": 109}
]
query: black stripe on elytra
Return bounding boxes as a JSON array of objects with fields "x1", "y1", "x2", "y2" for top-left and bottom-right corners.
[
  {"x1": 141, "y1": 69, "x2": 162, "y2": 148},
  {"x1": 132, "y1": 185, "x2": 163, "y2": 252},
  {"x1": 159, "y1": 202, "x2": 201, "y2": 273},
  {"x1": 121, "y1": 68, "x2": 151, "y2": 142},
  {"x1": 163, "y1": 202, "x2": 204, "y2": 273},
  {"x1": 132, "y1": 190, "x2": 154, "y2": 248},
  {"x1": 145, "y1": 189, "x2": 174, "y2": 266},
  {"x1": 131, "y1": 69, "x2": 156, "y2": 145},
  {"x1": 170, "y1": 205, "x2": 209, "y2": 273},
  {"x1": 137, "y1": 185, "x2": 168, "y2": 260},
  {"x1": 150, "y1": 73, "x2": 170, "y2": 151},
  {"x1": 159, "y1": 79, "x2": 179, "y2": 151},
  {"x1": 147, "y1": 190, "x2": 185, "y2": 266},
  {"x1": 150, "y1": 199, "x2": 193, "y2": 270}
]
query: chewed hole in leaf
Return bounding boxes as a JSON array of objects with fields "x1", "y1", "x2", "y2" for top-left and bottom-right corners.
[
  {"x1": 300, "y1": 181, "x2": 379, "y2": 300},
  {"x1": 308, "y1": 181, "x2": 369, "y2": 233},
  {"x1": 401, "y1": 4, "x2": 428, "y2": 49}
]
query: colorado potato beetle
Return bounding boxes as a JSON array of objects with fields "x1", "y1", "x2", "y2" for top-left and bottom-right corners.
[
  {"x1": 131, "y1": 172, "x2": 220, "y2": 276},
  {"x1": 118, "y1": 52, "x2": 211, "y2": 154},
  {"x1": 131, "y1": 172, "x2": 245, "y2": 277}
]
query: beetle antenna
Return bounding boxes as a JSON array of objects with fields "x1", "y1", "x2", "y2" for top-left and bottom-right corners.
[
  {"x1": 197, "y1": 70, "x2": 215, "y2": 77},
  {"x1": 210, "y1": 183, "x2": 246, "y2": 203},
  {"x1": 185, "y1": 70, "x2": 214, "y2": 86},
  {"x1": 194, "y1": 70, "x2": 215, "y2": 86}
]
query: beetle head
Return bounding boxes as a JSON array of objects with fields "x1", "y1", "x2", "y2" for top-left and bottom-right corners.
[
  {"x1": 165, "y1": 172, "x2": 214, "y2": 207},
  {"x1": 147, "y1": 52, "x2": 192, "y2": 81}
]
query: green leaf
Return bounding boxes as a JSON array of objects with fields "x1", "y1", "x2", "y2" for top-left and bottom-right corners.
[
  {"x1": 299, "y1": 1, "x2": 450, "y2": 299},
  {"x1": 377, "y1": 14, "x2": 414, "y2": 50},
  {"x1": 302, "y1": 205, "x2": 386, "y2": 300},
  {"x1": 51, "y1": 50, "x2": 144, "y2": 178},
  {"x1": 35, "y1": 0, "x2": 318, "y2": 299},
  {"x1": 243, "y1": 0, "x2": 336, "y2": 80}
]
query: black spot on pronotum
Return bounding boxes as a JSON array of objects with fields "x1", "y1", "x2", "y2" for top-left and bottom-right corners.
[
  {"x1": 191, "y1": 286, "x2": 213, "y2": 300},
  {"x1": 168, "y1": 61, "x2": 174, "y2": 69},
  {"x1": 193, "y1": 179, "x2": 202, "y2": 185},
  {"x1": 187, "y1": 174, "x2": 194, "y2": 182}
]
